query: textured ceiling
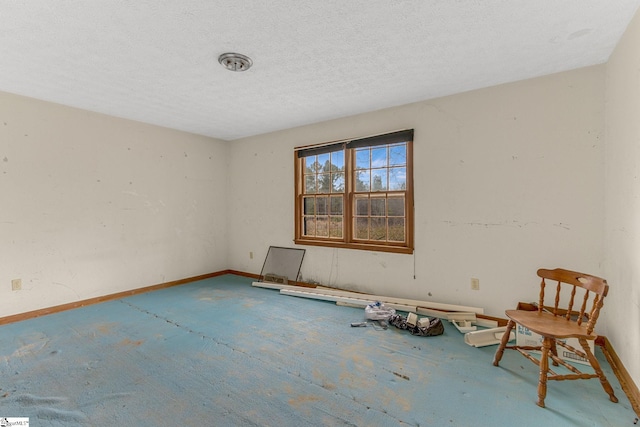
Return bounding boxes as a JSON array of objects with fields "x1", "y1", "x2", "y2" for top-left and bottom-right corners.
[{"x1": 1, "y1": 1, "x2": 639, "y2": 141}]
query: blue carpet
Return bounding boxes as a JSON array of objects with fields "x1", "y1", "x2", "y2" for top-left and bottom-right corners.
[{"x1": 0, "y1": 274, "x2": 636, "y2": 426}]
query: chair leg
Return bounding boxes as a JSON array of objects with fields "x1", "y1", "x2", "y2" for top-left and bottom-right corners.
[
  {"x1": 550, "y1": 339, "x2": 559, "y2": 367},
  {"x1": 537, "y1": 337, "x2": 552, "y2": 408},
  {"x1": 493, "y1": 320, "x2": 515, "y2": 366},
  {"x1": 579, "y1": 338, "x2": 618, "y2": 403}
]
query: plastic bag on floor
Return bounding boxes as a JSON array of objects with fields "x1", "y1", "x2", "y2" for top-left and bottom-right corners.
[
  {"x1": 389, "y1": 314, "x2": 444, "y2": 337},
  {"x1": 364, "y1": 301, "x2": 396, "y2": 320}
]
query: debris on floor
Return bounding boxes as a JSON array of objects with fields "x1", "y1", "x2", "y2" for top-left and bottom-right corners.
[
  {"x1": 452, "y1": 319, "x2": 477, "y2": 333},
  {"x1": 252, "y1": 279, "x2": 507, "y2": 342},
  {"x1": 389, "y1": 313, "x2": 444, "y2": 337},
  {"x1": 364, "y1": 301, "x2": 395, "y2": 320},
  {"x1": 464, "y1": 327, "x2": 515, "y2": 347},
  {"x1": 251, "y1": 281, "x2": 484, "y2": 315}
]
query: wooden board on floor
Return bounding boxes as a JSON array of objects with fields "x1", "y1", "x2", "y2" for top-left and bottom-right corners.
[{"x1": 253, "y1": 281, "x2": 484, "y2": 314}]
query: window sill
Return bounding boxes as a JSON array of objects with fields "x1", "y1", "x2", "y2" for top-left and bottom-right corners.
[{"x1": 294, "y1": 238, "x2": 413, "y2": 254}]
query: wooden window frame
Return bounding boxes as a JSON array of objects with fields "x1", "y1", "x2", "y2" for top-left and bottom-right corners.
[{"x1": 294, "y1": 130, "x2": 414, "y2": 254}]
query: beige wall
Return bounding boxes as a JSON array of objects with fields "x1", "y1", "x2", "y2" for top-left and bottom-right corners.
[
  {"x1": 227, "y1": 65, "x2": 606, "y2": 319},
  {"x1": 0, "y1": 91, "x2": 229, "y2": 316},
  {"x1": 604, "y1": 7, "x2": 640, "y2": 390}
]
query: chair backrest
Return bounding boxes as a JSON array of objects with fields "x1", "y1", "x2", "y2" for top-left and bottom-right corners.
[{"x1": 536, "y1": 268, "x2": 609, "y2": 335}]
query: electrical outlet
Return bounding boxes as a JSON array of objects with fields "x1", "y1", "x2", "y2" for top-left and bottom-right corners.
[
  {"x1": 471, "y1": 278, "x2": 480, "y2": 291},
  {"x1": 249, "y1": 251, "x2": 254, "y2": 259},
  {"x1": 11, "y1": 278, "x2": 22, "y2": 291}
]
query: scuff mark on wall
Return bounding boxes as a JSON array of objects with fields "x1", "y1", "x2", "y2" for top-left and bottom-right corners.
[
  {"x1": 52, "y1": 282, "x2": 80, "y2": 299},
  {"x1": 553, "y1": 222, "x2": 571, "y2": 230}
]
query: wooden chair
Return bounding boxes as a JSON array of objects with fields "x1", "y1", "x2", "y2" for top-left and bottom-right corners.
[{"x1": 493, "y1": 268, "x2": 618, "y2": 408}]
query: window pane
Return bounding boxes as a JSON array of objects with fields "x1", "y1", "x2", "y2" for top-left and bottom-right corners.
[
  {"x1": 318, "y1": 173, "x2": 331, "y2": 193},
  {"x1": 355, "y1": 170, "x2": 370, "y2": 191},
  {"x1": 330, "y1": 196, "x2": 343, "y2": 215},
  {"x1": 389, "y1": 167, "x2": 406, "y2": 190},
  {"x1": 303, "y1": 217, "x2": 316, "y2": 236},
  {"x1": 371, "y1": 169, "x2": 388, "y2": 191},
  {"x1": 331, "y1": 150, "x2": 344, "y2": 169},
  {"x1": 355, "y1": 149, "x2": 370, "y2": 170},
  {"x1": 332, "y1": 171, "x2": 345, "y2": 193},
  {"x1": 330, "y1": 217, "x2": 343, "y2": 238},
  {"x1": 317, "y1": 153, "x2": 330, "y2": 170},
  {"x1": 316, "y1": 197, "x2": 328, "y2": 215},
  {"x1": 370, "y1": 198, "x2": 386, "y2": 217},
  {"x1": 355, "y1": 217, "x2": 369, "y2": 239},
  {"x1": 389, "y1": 144, "x2": 406, "y2": 166},
  {"x1": 303, "y1": 197, "x2": 315, "y2": 215},
  {"x1": 355, "y1": 197, "x2": 369, "y2": 216},
  {"x1": 316, "y1": 216, "x2": 329, "y2": 237},
  {"x1": 371, "y1": 147, "x2": 387, "y2": 168},
  {"x1": 388, "y1": 217, "x2": 405, "y2": 242},
  {"x1": 305, "y1": 156, "x2": 317, "y2": 171},
  {"x1": 387, "y1": 196, "x2": 405, "y2": 216},
  {"x1": 305, "y1": 175, "x2": 316, "y2": 194},
  {"x1": 371, "y1": 217, "x2": 386, "y2": 241}
]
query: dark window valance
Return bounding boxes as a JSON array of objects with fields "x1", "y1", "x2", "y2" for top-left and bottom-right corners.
[{"x1": 296, "y1": 129, "x2": 413, "y2": 158}]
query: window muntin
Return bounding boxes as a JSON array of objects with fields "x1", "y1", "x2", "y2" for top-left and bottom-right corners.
[{"x1": 295, "y1": 130, "x2": 413, "y2": 254}]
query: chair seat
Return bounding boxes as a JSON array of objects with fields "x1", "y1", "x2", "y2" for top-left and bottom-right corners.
[{"x1": 505, "y1": 309, "x2": 596, "y2": 340}]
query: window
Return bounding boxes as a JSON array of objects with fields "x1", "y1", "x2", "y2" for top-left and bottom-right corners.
[{"x1": 294, "y1": 130, "x2": 413, "y2": 254}]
